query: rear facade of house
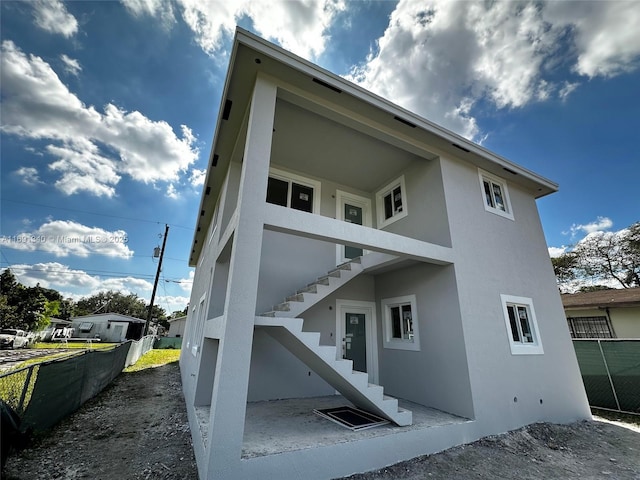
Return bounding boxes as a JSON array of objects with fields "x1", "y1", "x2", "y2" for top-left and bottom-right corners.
[{"x1": 180, "y1": 29, "x2": 590, "y2": 480}]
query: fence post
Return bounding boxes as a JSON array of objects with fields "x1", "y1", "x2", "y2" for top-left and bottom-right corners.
[
  {"x1": 597, "y1": 339, "x2": 621, "y2": 412},
  {"x1": 17, "y1": 365, "x2": 35, "y2": 413}
]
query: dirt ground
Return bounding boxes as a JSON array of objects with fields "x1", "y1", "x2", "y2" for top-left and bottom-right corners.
[{"x1": 3, "y1": 360, "x2": 639, "y2": 480}]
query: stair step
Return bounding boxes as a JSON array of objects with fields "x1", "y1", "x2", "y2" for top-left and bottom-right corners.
[
  {"x1": 272, "y1": 302, "x2": 290, "y2": 312},
  {"x1": 285, "y1": 293, "x2": 305, "y2": 302},
  {"x1": 297, "y1": 284, "x2": 318, "y2": 294}
]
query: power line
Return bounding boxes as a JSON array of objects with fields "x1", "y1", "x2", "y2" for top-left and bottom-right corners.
[{"x1": 3, "y1": 199, "x2": 194, "y2": 231}]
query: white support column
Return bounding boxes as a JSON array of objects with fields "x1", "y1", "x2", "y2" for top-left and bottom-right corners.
[{"x1": 204, "y1": 74, "x2": 277, "y2": 478}]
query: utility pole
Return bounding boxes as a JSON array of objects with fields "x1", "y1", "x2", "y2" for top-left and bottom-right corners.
[{"x1": 144, "y1": 224, "x2": 169, "y2": 337}]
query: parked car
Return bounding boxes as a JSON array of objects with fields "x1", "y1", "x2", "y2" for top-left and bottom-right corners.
[{"x1": 0, "y1": 329, "x2": 29, "y2": 349}]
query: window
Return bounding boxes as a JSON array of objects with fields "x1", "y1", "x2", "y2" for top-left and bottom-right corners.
[
  {"x1": 376, "y1": 176, "x2": 408, "y2": 228},
  {"x1": 79, "y1": 322, "x2": 94, "y2": 332},
  {"x1": 479, "y1": 170, "x2": 513, "y2": 220},
  {"x1": 500, "y1": 295, "x2": 543, "y2": 355},
  {"x1": 381, "y1": 295, "x2": 420, "y2": 351},
  {"x1": 266, "y1": 168, "x2": 320, "y2": 213},
  {"x1": 567, "y1": 316, "x2": 614, "y2": 338},
  {"x1": 190, "y1": 294, "x2": 207, "y2": 357}
]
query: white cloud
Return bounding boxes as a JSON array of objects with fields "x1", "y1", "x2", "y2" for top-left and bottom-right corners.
[
  {"x1": 166, "y1": 183, "x2": 179, "y2": 199},
  {"x1": 14, "y1": 166, "x2": 43, "y2": 186},
  {"x1": 175, "y1": 270, "x2": 194, "y2": 293},
  {"x1": 32, "y1": 0, "x2": 78, "y2": 37},
  {"x1": 101, "y1": 276, "x2": 153, "y2": 292},
  {"x1": 0, "y1": 41, "x2": 199, "y2": 197},
  {"x1": 5, "y1": 262, "x2": 101, "y2": 290},
  {"x1": 60, "y1": 54, "x2": 81, "y2": 76},
  {"x1": 124, "y1": 0, "x2": 346, "y2": 60},
  {"x1": 157, "y1": 295, "x2": 191, "y2": 314},
  {"x1": 1, "y1": 220, "x2": 134, "y2": 258},
  {"x1": 548, "y1": 246, "x2": 567, "y2": 258},
  {"x1": 189, "y1": 168, "x2": 205, "y2": 187},
  {"x1": 543, "y1": 1, "x2": 640, "y2": 78},
  {"x1": 346, "y1": 1, "x2": 640, "y2": 140},
  {"x1": 570, "y1": 216, "x2": 613, "y2": 237}
]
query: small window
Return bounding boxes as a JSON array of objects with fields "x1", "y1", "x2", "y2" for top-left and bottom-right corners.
[
  {"x1": 376, "y1": 176, "x2": 408, "y2": 228},
  {"x1": 567, "y1": 316, "x2": 614, "y2": 339},
  {"x1": 79, "y1": 322, "x2": 94, "y2": 332},
  {"x1": 382, "y1": 295, "x2": 420, "y2": 351},
  {"x1": 479, "y1": 170, "x2": 513, "y2": 220},
  {"x1": 500, "y1": 295, "x2": 543, "y2": 355},
  {"x1": 266, "y1": 168, "x2": 320, "y2": 213}
]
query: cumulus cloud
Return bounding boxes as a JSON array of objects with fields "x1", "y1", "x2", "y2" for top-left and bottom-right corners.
[
  {"x1": 123, "y1": 0, "x2": 346, "y2": 60},
  {"x1": 569, "y1": 216, "x2": 613, "y2": 237},
  {"x1": 1, "y1": 220, "x2": 134, "y2": 258},
  {"x1": 60, "y1": 54, "x2": 81, "y2": 76},
  {"x1": 14, "y1": 166, "x2": 43, "y2": 186},
  {"x1": 157, "y1": 295, "x2": 191, "y2": 314},
  {"x1": 548, "y1": 246, "x2": 567, "y2": 258},
  {"x1": 5, "y1": 262, "x2": 101, "y2": 290},
  {"x1": 0, "y1": 41, "x2": 199, "y2": 197},
  {"x1": 166, "y1": 183, "x2": 179, "y2": 199},
  {"x1": 189, "y1": 168, "x2": 205, "y2": 187},
  {"x1": 346, "y1": 1, "x2": 640, "y2": 140},
  {"x1": 32, "y1": 0, "x2": 78, "y2": 37}
]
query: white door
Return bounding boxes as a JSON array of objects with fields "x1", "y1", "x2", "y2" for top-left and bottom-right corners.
[
  {"x1": 336, "y1": 190, "x2": 372, "y2": 264},
  {"x1": 336, "y1": 300, "x2": 378, "y2": 384}
]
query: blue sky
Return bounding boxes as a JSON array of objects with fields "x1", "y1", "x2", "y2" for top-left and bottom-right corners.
[{"x1": 1, "y1": 0, "x2": 639, "y2": 312}]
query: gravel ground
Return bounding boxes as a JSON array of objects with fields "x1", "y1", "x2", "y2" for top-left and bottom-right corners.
[{"x1": 3, "y1": 360, "x2": 639, "y2": 480}]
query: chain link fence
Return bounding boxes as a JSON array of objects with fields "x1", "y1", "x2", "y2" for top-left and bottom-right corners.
[
  {"x1": 573, "y1": 339, "x2": 640, "y2": 414},
  {"x1": 0, "y1": 336, "x2": 155, "y2": 433}
]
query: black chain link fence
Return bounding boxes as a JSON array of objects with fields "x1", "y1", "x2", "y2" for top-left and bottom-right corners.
[{"x1": 573, "y1": 339, "x2": 640, "y2": 414}]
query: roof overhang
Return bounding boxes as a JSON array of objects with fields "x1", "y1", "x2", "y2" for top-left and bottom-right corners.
[{"x1": 189, "y1": 28, "x2": 559, "y2": 265}]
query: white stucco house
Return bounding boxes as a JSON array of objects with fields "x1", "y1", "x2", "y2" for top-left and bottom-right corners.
[
  {"x1": 180, "y1": 28, "x2": 590, "y2": 480},
  {"x1": 167, "y1": 315, "x2": 187, "y2": 338}
]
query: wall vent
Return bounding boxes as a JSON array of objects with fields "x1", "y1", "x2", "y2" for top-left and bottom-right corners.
[
  {"x1": 503, "y1": 167, "x2": 518, "y2": 175},
  {"x1": 212, "y1": 154, "x2": 219, "y2": 167},
  {"x1": 394, "y1": 116, "x2": 416, "y2": 128},
  {"x1": 222, "y1": 99, "x2": 232, "y2": 120},
  {"x1": 312, "y1": 77, "x2": 342, "y2": 93},
  {"x1": 451, "y1": 143, "x2": 470, "y2": 153}
]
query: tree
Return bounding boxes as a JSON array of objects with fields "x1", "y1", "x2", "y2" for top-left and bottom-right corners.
[
  {"x1": 75, "y1": 290, "x2": 167, "y2": 323},
  {"x1": 552, "y1": 221, "x2": 640, "y2": 292}
]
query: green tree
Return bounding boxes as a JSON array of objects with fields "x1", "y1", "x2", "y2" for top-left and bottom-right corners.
[
  {"x1": 75, "y1": 290, "x2": 167, "y2": 323},
  {"x1": 552, "y1": 221, "x2": 640, "y2": 291}
]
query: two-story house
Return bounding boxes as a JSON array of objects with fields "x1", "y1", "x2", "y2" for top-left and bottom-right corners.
[{"x1": 180, "y1": 28, "x2": 590, "y2": 480}]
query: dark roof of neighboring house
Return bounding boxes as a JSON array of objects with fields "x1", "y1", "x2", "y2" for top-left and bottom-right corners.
[{"x1": 561, "y1": 288, "x2": 640, "y2": 309}]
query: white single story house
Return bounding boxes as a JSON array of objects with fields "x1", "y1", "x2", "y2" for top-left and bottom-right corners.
[
  {"x1": 562, "y1": 287, "x2": 640, "y2": 338},
  {"x1": 180, "y1": 28, "x2": 590, "y2": 480},
  {"x1": 167, "y1": 315, "x2": 187, "y2": 338},
  {"x1": 69, "y1": 313, "x2": 145, "y2": 343}
]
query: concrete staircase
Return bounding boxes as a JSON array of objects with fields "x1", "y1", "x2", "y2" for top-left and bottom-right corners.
[{"x1": 256, "y1": 258, "x2": 412, "y2": 427}]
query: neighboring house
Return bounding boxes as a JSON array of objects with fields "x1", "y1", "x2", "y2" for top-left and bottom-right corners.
[
  {"x1": 180, "y1": 28, "x2": 590, "y2": 480},
  {"x1": 562, "y1": 288, "x2": 640, "y2": 338},
  {"x1": 167, "y1": 315, "x2": 187, "y2": 338},
  {"x1": 38, "y1": 318, "x2": 72, "y2": 341},
  {"x1": 69, "y1": 313, "x2": 145, "y2": 343}
]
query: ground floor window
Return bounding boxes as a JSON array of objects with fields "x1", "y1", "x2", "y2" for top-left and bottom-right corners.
[
  {"x1": 381, "y1": 294, "x2": 420, "y2": 351},
  {"x1": 500, "y1": 294, "x2": 543, "y2": 355},
  {"x1": 567, "y1": 316, "x2": 614, "y2": 338}
]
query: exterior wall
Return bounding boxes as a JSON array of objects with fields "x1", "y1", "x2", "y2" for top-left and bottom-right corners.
[
  {"x1": 565, "y1": 306, "x2": 640, "y2": 338},
  {"x1": 375, "y1": 263, "x2": 474, "y2": 419},
  {"x1": 440, "y1": 155, "x2": 591, "y2": 430},
  {"x1": 168, "y1": 317, "x2": 187, "y2": 337}
]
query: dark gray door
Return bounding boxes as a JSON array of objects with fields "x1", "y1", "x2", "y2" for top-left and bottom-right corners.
[
  {"x1": 344, "y1": 203, "x2": 363, "y2": 259},
  {"x1": 345, "y1": 312, "x2": 366, "y2": 373}
]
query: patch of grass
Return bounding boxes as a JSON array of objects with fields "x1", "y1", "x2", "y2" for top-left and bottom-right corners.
[{"x1": 124, "y1": 349, "x2": 181, "y2": 372}]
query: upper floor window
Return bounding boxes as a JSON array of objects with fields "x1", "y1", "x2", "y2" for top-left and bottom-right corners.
[
  {"x1": 479, "y1": 169, "x2": 514, "y2": 220},
  {"x1": 500, "y1": 294, "x2": 543, "y2": 355},
  {"x1": 266, "y1": 167, "x2": 320, "y2": 214},
  {"x1": 376, "y1": 176, "x2": 408, "y2": 228},
  {"x1": 381, "y1": 294, "x2": 420, "y2": 351}
]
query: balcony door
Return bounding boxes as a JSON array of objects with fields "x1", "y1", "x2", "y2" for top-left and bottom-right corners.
[{"x1": 336, "y1": 190, "x2": 372, "y2": 264}]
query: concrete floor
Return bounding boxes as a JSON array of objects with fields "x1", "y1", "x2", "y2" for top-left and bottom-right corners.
[{"x1": 195, "y1": 395, "x2": 469, "y2": 459}]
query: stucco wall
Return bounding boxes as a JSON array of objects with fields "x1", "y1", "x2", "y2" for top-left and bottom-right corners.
[{"x1": 440, "y1": 154, "x2": 590, "y2": 430}]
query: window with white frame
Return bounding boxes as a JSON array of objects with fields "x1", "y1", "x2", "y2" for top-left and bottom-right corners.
[
  {"x1": 376, "y1": 176, "x2": 408, "y2": 228},
  {"x1": 381, "y1": 295, "x2": 420, "y2": 351},
  {"x1": 500, "y1": 295, "x2": 543, "y2": 355},
  {"x1": 190, "y1": 294, "x2": 207, "y2": 357},
  {"x1": 479, "y1": 169, "x2": 514, "y2": 220},
  {"x1": 266, "y1": 168, "x2": 320, "y2": 214}
]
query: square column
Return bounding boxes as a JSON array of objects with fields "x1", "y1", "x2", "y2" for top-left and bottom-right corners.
[{"x1": 204, "y1": 74, "x2": 277, "y2": 478}]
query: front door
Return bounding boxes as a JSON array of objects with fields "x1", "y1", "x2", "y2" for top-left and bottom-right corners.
[
  {"x1": 336, "y1": 190, "x2": 372, "y2": 264},
  {"x1": 344, "y1": 203, "x2": 363, "y2": 259},
  {"x1": 336, "y1": 300, "x2": 378, "y2": 384},
  {"x1": 344, "y1": 312, "x2": 366, "y2": 372}
]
